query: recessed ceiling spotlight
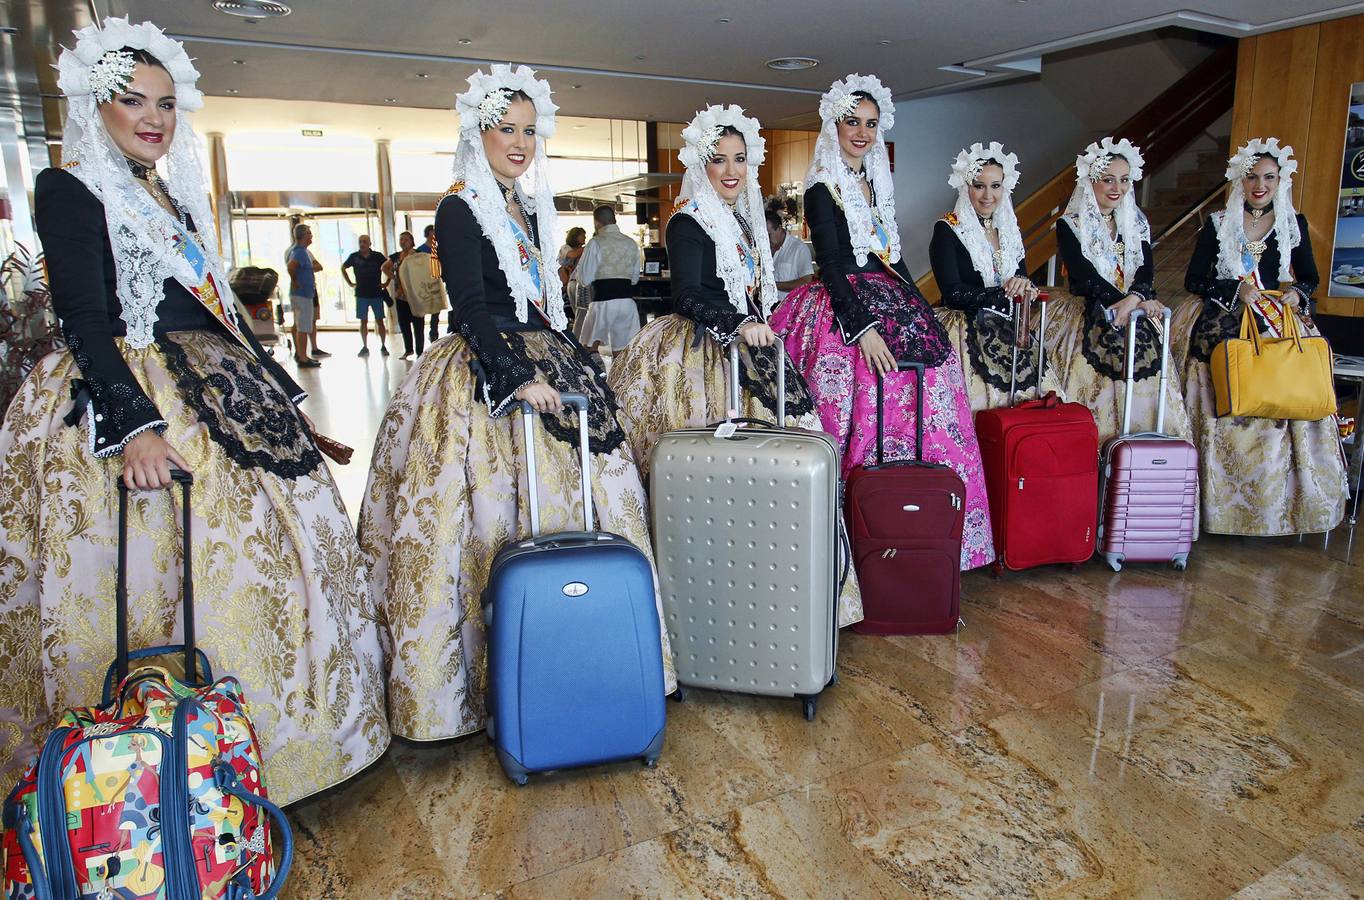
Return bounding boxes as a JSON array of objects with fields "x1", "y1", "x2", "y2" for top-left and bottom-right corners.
[
  {"x1": 766, "y1": 57, "x2": 819, "y2": 71},
  {"x1": 879, "y1": 40, "x2": 892, "y2": 46},
  {"x1": 458, "y1": 38, "x2": 473, "y2": 45},
  {"x1": 717, "y1": 17, "x2": 731, "y2": 23},
  {"x1": 416, "y1": 72, "x2": 430, "y2": 78},
  {"x1": 571, "y1": 84, "x2": 583, "y2": 89},
  {"x1": 231, "y1": 58, "x2": 246, "y2": 65},
  {"x1": 385, "y1": 97, "x2": 398, "y2": 103},
  {"x1": 212, "y1": 0, "x2": 292, "y2": 19},
  {"x1": 225, "y1": 88, "x2": 240, "y2": 94}
]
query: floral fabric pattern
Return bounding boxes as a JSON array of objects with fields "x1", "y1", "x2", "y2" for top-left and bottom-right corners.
[
  {"x1": 772, "y1": 278, "x2": 995, "y2": 571},
  {"x1": 0, "y1": 334, "x2": 391, "y2": 805}
]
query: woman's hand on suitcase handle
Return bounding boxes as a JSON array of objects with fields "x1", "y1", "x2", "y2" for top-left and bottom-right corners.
[
  {"x1": 1108, "y1": 294, "x2": 1145, "y2": 328},
  {"x1": 1002, "y1": 276, "x2": 1036, "y2": 301},
  {"x1": 858, "y1": 328, "x2": 895, "y2": 378},
  {"x1": 739, "y1": 321, "x2": 777, "y2": 348},
  {"x1": 122, "y1": 431, "x2": 192, "y2": 490},
  {"x1": 517, "y1": 381, "x2": 564, "y2": 414}
]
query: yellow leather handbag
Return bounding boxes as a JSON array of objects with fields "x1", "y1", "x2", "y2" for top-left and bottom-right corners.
[{"x1": 1210, "y1": 291, "x2": 1336, "y2": 419}]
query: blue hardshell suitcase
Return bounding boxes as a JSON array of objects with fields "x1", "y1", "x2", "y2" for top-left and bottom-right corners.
[{"x1": 483, "y1": 392, "x2": 667, "y2": 785}]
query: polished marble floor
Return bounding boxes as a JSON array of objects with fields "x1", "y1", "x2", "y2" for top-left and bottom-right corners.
[{"x1": 280, "y1": 339, "x2": 1364, "y2": 899}]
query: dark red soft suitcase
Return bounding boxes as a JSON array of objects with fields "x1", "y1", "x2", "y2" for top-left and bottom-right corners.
[
  {"x1": 1099, "y1": 307, "x2": 1197, "y2": 572},
  {"x1": 845, "y1": 361, "x2": 966, "y2": 635},
  {"x1": 975, "y1": 297, "x2": 1099, "y2": 573}
]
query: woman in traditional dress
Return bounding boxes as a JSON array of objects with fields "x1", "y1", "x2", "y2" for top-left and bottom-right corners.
[
  {"x1": 0, "y1": 19, "x2": 389, "y2": 804},
  {"x1": 1175, "y1": 138, "x2": 1346, "y2": 535},
  {"x1": 930, "y1": 142, "x2": 1049, "y2": 412},
  {"x1": 607, "y1": 104, "x2": 862, "y2": 627},
  {"x1": 358, "y1": 66, "x2": 674, "y2": 741},
  {"x1": 1051, "y1": 137, "x2": 1193, "y2": 446},
  {"x1": 770, "y1": 75, "x2": 994, "y2": 571}
]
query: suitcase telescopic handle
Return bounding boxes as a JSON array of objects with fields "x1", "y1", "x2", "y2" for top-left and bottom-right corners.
[
  {"x1": 1118, "y1": 306, "x2": 1173, "y2": 437},
  {"x1": 1009, "y1": 292, "x2": 1050, "y2": 407},
  {"x1": 115, "y1": 468, "x2": 196, "y2": 687},
  {"x1": 873, "y1": 360, "x2": 926, "y2": 467},
  {"x1": 726, "y1": 338, "x2": 786, "y2": 429},
  {"x1": 517, "y1": 392, "x2": 594, "y2": 537}
]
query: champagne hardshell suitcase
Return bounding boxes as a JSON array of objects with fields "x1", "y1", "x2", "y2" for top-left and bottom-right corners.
[
  {"x1": 1099, "y1": 307, "x2": 1198, "y2": 571},
  {"x1": 650, "y1": 343, "x2": 843, "y2": 721},
  {"x1": 483, "y1": 393, "x2": 667, "y2": 785},
  {"x1": 2, "y1": 471, "x2": 293, "y2": 900},
  {"x1": 975, "y1": 296, "x2": 1100, "y2": 573},
  {"x1": 845, "y1": 360, "x2": 966, "y2": 635}
]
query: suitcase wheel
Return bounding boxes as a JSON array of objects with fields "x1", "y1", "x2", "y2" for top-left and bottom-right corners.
[
  {"x1": 643, "y1": 755, "x2": 659, "y2": 769},
  {"x1": 671, "y1": 687, "x2": 687, "y2": 703},
  {"x1": 1105, "y1": 553, "x2": 1123, "y2": 573},
  {"x1": 990, "y1": 561, "x2": 1003, "y2": 579},
  {"x1": 1172, "y1": 555, "x2": 1188, "y2": 571},
  {"x1": 512, "y1": 773, "x2": 529, "y2": 787},
  {"x1": 828, "y1": 672, "x2": 839, "y2": 687},
  {"x1": 802, "y1": 697, "x2": 817, "y2": 721}
]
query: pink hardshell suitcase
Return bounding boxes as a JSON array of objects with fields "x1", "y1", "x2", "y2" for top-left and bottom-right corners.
[{"x1": 1098, "y1": 306, "x2": 1198, "y2": 572}]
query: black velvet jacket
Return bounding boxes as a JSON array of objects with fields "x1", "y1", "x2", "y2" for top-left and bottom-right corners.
[
  {"x1": 1055, "y1": 217, "x2": 1157, "y2": 307},
  {"x1": 804, "y1": 182, "x2": 914, "y2": 344},
  {"x1": 435, "y1": 192, "x2": 560, "y2": 415},
  {"x1": 664, "y1": 212, "x2": 758, "y2": 343},
  {"x1": 34, "y1": 166, "x2": 303, "y2": 455},
  {"x1": 928, "y1": 219, "x2": 1027, "y2": 315},
  {"x1": 1183, "y1": 213, "x2": 1318, "y2": 308}
]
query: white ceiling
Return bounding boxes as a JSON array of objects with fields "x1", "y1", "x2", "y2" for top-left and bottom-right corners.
[{"x1": 11, "y1": 0, "x2": 1364, "y2": 130}]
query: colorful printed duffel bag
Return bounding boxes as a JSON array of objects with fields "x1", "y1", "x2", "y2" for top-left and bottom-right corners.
[{"x1": 2, "y1": 665, "x2": 292, "y2": 900}]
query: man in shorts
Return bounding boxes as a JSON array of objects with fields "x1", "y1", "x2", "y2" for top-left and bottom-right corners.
[
  {"x1": 343, "y1": 234, "x2": 389, "y2": 357},
  {"x1": 286, "y1": 223, "x2": 323, "y2": 367}
]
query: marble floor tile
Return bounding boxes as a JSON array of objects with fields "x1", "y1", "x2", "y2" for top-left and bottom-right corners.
[{"x1": 1231, "y1": 815, "x2": 1364, "y2": 898}]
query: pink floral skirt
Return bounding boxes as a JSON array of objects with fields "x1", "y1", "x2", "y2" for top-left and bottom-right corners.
[{"x1": 771, "y1": 272, "x2": 996, "y2": 570}]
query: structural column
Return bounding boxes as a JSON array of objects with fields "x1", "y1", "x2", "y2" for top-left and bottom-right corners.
[
  {"x1": 0, "y1": 108, "x2": 37, "y2": 252},
  {"x1": 375, "y1": 139, "x2": 396, "y2": 255},
  {"x1": 205, "y1": 132, "x2": 236, "y2": 264}
]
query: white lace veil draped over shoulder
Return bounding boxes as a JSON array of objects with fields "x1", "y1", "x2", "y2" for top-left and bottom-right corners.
[
  {"x1": 805, "y1": 73, "x2": 899, "y2": 266},
  {"x1": 55, "y1": 17, "x2": 225, "y2": 349},
  {"x1": 947, "y1": 141, "x2": 1024, "y2": 286},
  {"x1": 1215, "y1": 137, "x2": 1302, "y2": 284},
  {"x1": 1061, "y1": 136, "x2": 1151, "y2": 288},
  {"x1": 672, "y1": 104, "x2": 778, "y2": 317},
  {"x1": 451, "y1": 64, "x2": 566, "y2": 330}
]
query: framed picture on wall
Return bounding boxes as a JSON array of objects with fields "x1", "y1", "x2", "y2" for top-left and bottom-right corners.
[{"x1": 1328, "y1": 81, "x2": 1364, "y2": 298}]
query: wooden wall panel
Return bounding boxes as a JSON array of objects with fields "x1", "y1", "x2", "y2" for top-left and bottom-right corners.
[{"x1": 1234, "y1": 14, "x2": 1364, "y2": 317}]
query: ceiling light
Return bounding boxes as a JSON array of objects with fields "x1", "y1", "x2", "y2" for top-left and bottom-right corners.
[
  {"x1": 879, "y1": 40, "x2": 892, "y2": 46},
  {"x1": 634, "y1": 54, "x2": 646, "y2": 61},
  {"x1": 212, "y1": 0, "x2": 292, "y2": 19},
  {"x1": 717, "y1": 17, "x2": 731, "y2": 23},
  {"x1": 385, "y1": 98, "x2": 397, "y2": 103},
  {"x1": 572, "y1": 124, "x2": 586, "y2": 130},
  {"x1": 225, "y1": 88, "x2": 240, "y2": 94},
  {"x1": 231, "y1": 59, "x2": 245, "y2": 65},
  {"x1": 766, "y1": 57, "x2": 819, "y2": 71},
  {"x1": 572, "y1": 84, "x2": 583, "y2": 89},
  {"x1": 458, "y1": 38, "x2": 473, "y2": 45},
  {"x1": 416, "y1": 72, "x2": 430, "y2": 78}
]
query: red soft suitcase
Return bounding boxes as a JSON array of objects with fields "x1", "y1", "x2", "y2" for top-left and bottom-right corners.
[
  {"x1": 1099, "y1": 307, "x2": 1197, "y2": 572},
  {"x1": 975, "y1": 296, "x2": 1100, "y2": 573},
  {"x1": 845, "y1": 360, "x2": 965, "y2": 634}
]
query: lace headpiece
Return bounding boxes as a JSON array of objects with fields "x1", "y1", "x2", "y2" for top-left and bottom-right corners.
[
  {"x1": 1062, "y1": 136, "x2": 1149, "y2": 288},
  {"x1": 1215, "y1": 137, "x2": 1301, "y2": 284},
  {"x1": 806, "y1": 73, "x2": 899, "y2": 266},
  {"x1": 673, "y1": 104, "x2": 777, "y2": 317},
  {"x1": 451, "y1": 64, "x2": 566, "y2": 330},
  {"x1": 946, "y1": 142, "x2": 1024, "y2": 286},
  {"x1": 54, "y1": 17, "x2": 219, "y2": 350}
]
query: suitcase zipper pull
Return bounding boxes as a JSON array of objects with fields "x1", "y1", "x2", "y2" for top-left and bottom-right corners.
[{"x1": 1018, "y1": 477, "x2": 1024, "y2": 490}]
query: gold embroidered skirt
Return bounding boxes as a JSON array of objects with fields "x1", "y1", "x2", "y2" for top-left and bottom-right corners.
[
  {"x1": 0, "y1": 332, "x2": 391, "y2": 806},
  {"x1": 1170, "y1": 299, "x2": 1347, "y2": 535},
  {"x1": 357, "y1": 330, "x2": 675, "y2": 741},
  {"x1": 607, "y1": 313, "x2": 863, "y2": 628}
]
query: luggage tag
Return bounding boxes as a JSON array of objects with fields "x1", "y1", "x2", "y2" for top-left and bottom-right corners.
[{"x1": 714, "y1": 410, "x2": 740, "y2": 439}]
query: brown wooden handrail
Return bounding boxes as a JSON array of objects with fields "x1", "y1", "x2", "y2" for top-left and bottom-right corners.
[{"x1": 918, "y1": 42, "x2": 1237, "y2": 302}]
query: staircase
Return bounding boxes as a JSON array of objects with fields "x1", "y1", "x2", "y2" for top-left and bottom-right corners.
[{"x1": 918, "y1": 42, "x2": 1237, "y2": 302}]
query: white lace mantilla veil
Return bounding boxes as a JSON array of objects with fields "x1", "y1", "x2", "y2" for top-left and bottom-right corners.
[
  {"x1": 672, "y1": 104, "x2": 778, "y2": 317},
  {"x1": 1061, "y1": 136, "x2": 1151, "y2": 288},
  {"x1": 805, "y1": 73, "x2": 900, "y2": 266},
  {"x1": 451, "y1": 64, "x2": 567, "y2": 331},
  {"x1": 947, "y1": 141, "x2": 1024, "y2": 286},
  {"x1": 1214, "y1": 137, "x2": 1302, "y2": 284},
  {"x1": 55, "y1": 17, "x2": 227, "y2": 350}
]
